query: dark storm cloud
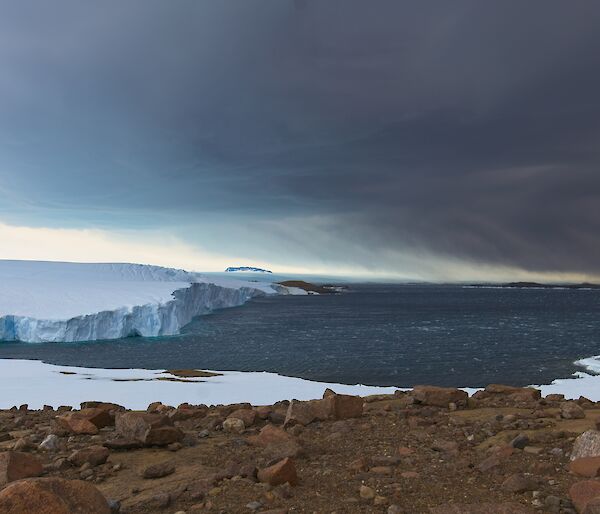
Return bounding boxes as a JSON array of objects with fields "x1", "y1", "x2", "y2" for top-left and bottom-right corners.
[{"x1": 1, "y1": 1, "x2": 600, "y2": 275}]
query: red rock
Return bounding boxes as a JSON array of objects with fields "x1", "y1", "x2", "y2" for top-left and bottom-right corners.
[
  {"x1": 115, "y1": 412, "x2": 182, "y2": 446},
  {"x1": 584, "y1": 497, "x2": 600, "y2": 514},
  {"x1": 0, "y1": 452, "x2": 43, "y2": 486},
  {"x1": 412, "y1": 385, "x2": 468, "y2": 408},
  {"x1": 249, "y1": 424, "x2": 295, "y2": 446},
  {"x1": 55, "y1": 413, "x2": 98, "y2": 435},
  {"x1": 570, "y1": 457, "x2": 600, "y2": 478},
  {"x1": 228, "y1": 408, "x2": 257, "y2": 427},
  {"x1": 570, "y1": 480, "x2": 600, "y2": 513},
  {"x1": 0, "y1": 477, "x2": 110, "y2": 513},
  {"x1": 257, "y1": 457, "x2": 298, "y2": 486},
  {"x1": 398, "y1": 447, "x2": 415, "y2": 456},
  {"x1": 68, "y1": 446, "x2": 110, "y2": 467}
]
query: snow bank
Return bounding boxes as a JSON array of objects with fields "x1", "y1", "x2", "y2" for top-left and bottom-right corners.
[
  {"x1": 0, "y1": 260, "x2": 287, "y2": 343},
  {"x1": 0, "y1": 359, "x2": 397, "y2": 409},
  {"x1": 530, "y1": 355, "x2": 600, "y2": 401}
]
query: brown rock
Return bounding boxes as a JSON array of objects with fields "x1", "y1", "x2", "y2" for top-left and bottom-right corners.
[
  {"x1": 0, "y1": 477, "x2": 110, "y2": 514},
  {"x1": 501, "y1": 473, "x2": 537, "y2": 493},
  {"x1": 429, "y1": 503, "x2": 534, "y2": 513},
  {"x1": 0, "y1": 451, "x2": 43, "y2": 486},
  {"x1": 359, "y1": 484, "x2": 376, "y2": 500},
  {"x1": 561, "y1": 401, "x2": 586, "y2": 419},
  {"x1": 572, "y1": 431, "x2": 600, "y2": 461},
  {"x1": 412, "y1": 385, "x2": 468, "y2": 408},
  {"x1": 325, "y1": 392, "x2": 363, "y2": 419},
  {"x1": 570, "y1": 480, "x2": 600, "y2": 513},
  {"x1": 483, "y1": 384, "x2": 541, "y2": 401},
  {"x1": 68, "y1": 446, "x2": 110, "y2": 467},
  {"x1": 477, "y1": 446, "x2": 513, "y2": 472},
  {"x1": 257, "y1": 457, "x2": 298, "y2": 486},
  {"x1": 249, "y1": 424, "x2": 296, "y2": 447},
  {"x1": 228, "y1": 408, "x2": 257, "y2": 427},
  {"x1": 80, "y1": 401, "x2": 124, "y2": 411},
  {"x1": 284, "y1": 399, "x2": 330, "y2": 426},
  {"x1": 141, "y1": 461, "x2": 176, "y2": 479},
  {"x1": 115, "y1": 412, "x2": 183, "y2": 446},
  {"x1": 584, "y1": 497, "x2": 600, "y2": 514},
  {"x1": 55, "y1": 413, "x2": 98, "y2": 435},
  {"x1": 570, "y1": 457, "x2": 600, "y2": 478},
  {"x1": 432, "y1": 439, "x2": 459, "y2": 454},
  {"x1": 144, "y1": 426, "x2": 185, "y2": 446}
]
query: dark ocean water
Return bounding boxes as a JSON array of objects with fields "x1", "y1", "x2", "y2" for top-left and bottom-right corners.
[{"x1": 1, "y1": 284, "x2": 600, "y2": 388}]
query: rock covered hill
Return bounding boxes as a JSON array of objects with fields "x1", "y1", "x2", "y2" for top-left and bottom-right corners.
[{"x1": 1, "y1": 384, "x2": 600, "y2": 512}]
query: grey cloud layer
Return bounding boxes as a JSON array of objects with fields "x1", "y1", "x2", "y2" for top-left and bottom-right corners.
[{"x1": 1, "y1": 1, "x2": 599, "y2": 274}]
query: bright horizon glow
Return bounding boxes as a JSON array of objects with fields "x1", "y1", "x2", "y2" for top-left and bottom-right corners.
[{"x1": 1, "y1": 220, "x2": 599, "y2": 284}]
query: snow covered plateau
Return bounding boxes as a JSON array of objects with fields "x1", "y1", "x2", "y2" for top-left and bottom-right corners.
[{"x1": 0, "y1": 260, "x2": 301, "y2": 343}]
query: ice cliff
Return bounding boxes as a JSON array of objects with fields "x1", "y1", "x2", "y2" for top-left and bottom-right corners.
[{"x1": 0, "y1": 260, "x2": 287, "y2": 343}]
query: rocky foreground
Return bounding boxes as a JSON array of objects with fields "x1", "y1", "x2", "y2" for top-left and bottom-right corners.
[{"x1": 3, "y1": 386, "x2": 600, "y2": 513}]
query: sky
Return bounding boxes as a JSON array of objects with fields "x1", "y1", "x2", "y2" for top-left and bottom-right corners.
[{"x1": 1, "y1": 1, "x2": 599, "y2": 281}]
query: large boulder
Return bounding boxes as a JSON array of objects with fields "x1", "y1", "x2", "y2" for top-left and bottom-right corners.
[
  {"x1": 115, "y1": 412, "x2": 183, "y2": 446},
  {"x1": 572, "y1": 431, "x2": 600, "y2": 461},
  {"x1": 569, "y1": 480, "x2": 600, "y2": 513},
  {"x1": 412, "y1": 385, "x2": 468, "y2": 408},
  {"x1": 0, "y1": 477, "x2": 110, "y2": 513},
  {"x1": 0, "y1": 451, "x2": 43, "y2": 487}
]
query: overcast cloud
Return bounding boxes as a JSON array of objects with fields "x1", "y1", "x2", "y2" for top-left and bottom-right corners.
[{"x1": 1, "y1": 1, "x2": 599, "y2": 278}]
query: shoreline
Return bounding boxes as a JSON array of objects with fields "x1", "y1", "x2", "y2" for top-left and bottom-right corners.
[
  {"x1": 2, "y1": 378, "x2": 600, "y2": 512},
  {"x1": 2, "y1": 356, "x2": 600, "y2": 410}
]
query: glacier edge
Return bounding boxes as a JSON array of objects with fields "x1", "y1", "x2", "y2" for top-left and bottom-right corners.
[{"x1": 0, "y1": 282, "x2": 266, "y2": 343}]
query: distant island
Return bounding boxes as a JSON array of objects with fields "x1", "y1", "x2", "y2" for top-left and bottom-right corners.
[
  {"x1": 225, "y1": 266, "x2": 273, "y2": 273},
  {"x1": 470, "y1": 281, "x2": 600, "y2": 290}
]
